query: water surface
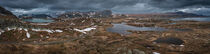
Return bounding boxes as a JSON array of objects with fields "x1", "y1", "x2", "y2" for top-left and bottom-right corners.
[
  {"x1": 154, "y1": 37, "x2": 184, "y2": 45},
  {"x1": 106, "y1": 23, "x2": 167, "y2": 35},
  {"x1": 23, "y1": 18, "x2": 54, "y2": 23},
  {"x1": 171, "y1": 17, "x2": 210, "y2": 22}
]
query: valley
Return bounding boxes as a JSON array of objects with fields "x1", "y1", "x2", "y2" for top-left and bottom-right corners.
[{"x1": 0, "y1": 6, "x2": 210, "y2": 54}]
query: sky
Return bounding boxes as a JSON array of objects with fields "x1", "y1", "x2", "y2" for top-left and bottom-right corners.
[{"x1": 0, "y1": 0, "x2": 210, "y2": 15}]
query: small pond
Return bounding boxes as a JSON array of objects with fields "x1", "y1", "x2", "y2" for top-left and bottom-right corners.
[{"x1": 154, "y1": 37, "x2": 184, "y2": 45}]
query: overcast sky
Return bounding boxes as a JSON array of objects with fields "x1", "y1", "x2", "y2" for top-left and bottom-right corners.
[{"x1": 0, "y1": 0, "x2": 210, "y2": 15}]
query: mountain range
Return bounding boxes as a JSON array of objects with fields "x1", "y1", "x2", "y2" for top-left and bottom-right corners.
[
  {"x1": 128, "y1": 11, "x2": 206, "y2": 18},
  {"x1": 58, "y1": 10, "x2": 113, "y2": 18}
]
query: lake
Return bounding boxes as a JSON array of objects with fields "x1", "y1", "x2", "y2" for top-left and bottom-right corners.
[
  {"x1": 23, "y1": 18, "x2": 54, "y2": 23},
  {"x1": 106, "y1": 23, "x2": 167, "y2": 35},
  {"x1": 171, "y1": 17, "x2": 210, "y2": 22}
]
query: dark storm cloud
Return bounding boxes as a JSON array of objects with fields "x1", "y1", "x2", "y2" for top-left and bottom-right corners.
[
  {"x1": 0, "y1": 0, "x2": 43, "y2": 10},
  {"x1": 1, "y1": 0, "x2": 210, "y2": 10},
  {"x1": 47, "y1": 0, "x2": 141, "y2": 10},
  {"x1": 0, "y1": 0, "x2": 140, "y2": 10},
  {"x1": 1, "y1": 0, "x2": 210, "y2": 14},
  {"x1": 148, "y1": 0, "x2": 210, "y2": 9}
]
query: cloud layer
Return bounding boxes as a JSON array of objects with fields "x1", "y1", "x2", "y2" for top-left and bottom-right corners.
[
  {"x1": 0, "y1": 0, "x2": 210, "y2": 15},
  {"x1": 0, "y1": 0, "x2": 140, "y2": 10},
  {"x1": 148, "y1": 0, "x2": 210, "y2": 9}
]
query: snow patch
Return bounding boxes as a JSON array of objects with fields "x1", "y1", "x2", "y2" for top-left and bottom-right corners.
[
  {"x1": 26, "y1": 32, "x2": 30, "y2": 38},
  {"x1": 37, "y1": 23, "x2": 50, "y2": 25},
  {"x1": 55, "y1": 30, "x2": 63, "y2": 32},
  {"x1": 180, "y1": 45, "x2": 184, "y2": 47},
  {"x1": 32, "y1": 29, "x2": 63, "y2": 33},
  {"x1": 70, "y1": 23, "x2": 75, "y2": 25},
  {"x1": 4, "y1": 28, "x2": 63, "y2": 36},
  {"x1": 46, "y1": 36, "x2": 49, "y2": 38},
  {"x1": 24, "y1": 29, "x2": 30, "y2": 38},
  {"x1": 7, "y1": 27, "x2": 17, "y2": 31},
  {"x1": 32, "y1": 29, "x2": 54, "y2": 33},
  {"x1": 24, "y1": 29, "x2": 28, "y2": 31},
  {"x1": 74, "y1": 27, "x2": 96, "y2": 34},
  {"x1": 82, "y1": 20, "x2": 85, "y2": 23},
  {"x1": 18, "y1": 28, "x2": 23, "y2": 30},
  {"x1": 153, "y1": 52, "x2": 160, "y2": 54},
  {"x1": 91, "y1": 23, "x2": 95, "y2": 25},
  {"x1": 0, "y1": 30, "x2": 5, "y2": 35},
  {"x1": 6, "y1": 27, "x2": 24, "y2": 31}
]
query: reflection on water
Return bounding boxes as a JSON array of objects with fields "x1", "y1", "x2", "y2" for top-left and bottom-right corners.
[
  {"x1": 106, "y1": 23, "x2": 167, "y2": 35},
  {"x1": 171, "y1": 17, "x2": 210, "y2": 22},
  {"x1": 23, "y1": 18, "x2": 54, "y2": 23}
]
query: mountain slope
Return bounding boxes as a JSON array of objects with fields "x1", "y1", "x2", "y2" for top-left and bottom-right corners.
[
  {"x1": 0, "y1": 6, "x2": 22, "y2": 28},
  {"x1": 0, "y1": 6, "x2": 17, "y2": 19}
]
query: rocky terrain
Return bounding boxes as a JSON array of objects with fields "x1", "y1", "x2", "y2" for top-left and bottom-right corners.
[{"x1": 0, "y1": 6, "x2": 210, "y2": 54}]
